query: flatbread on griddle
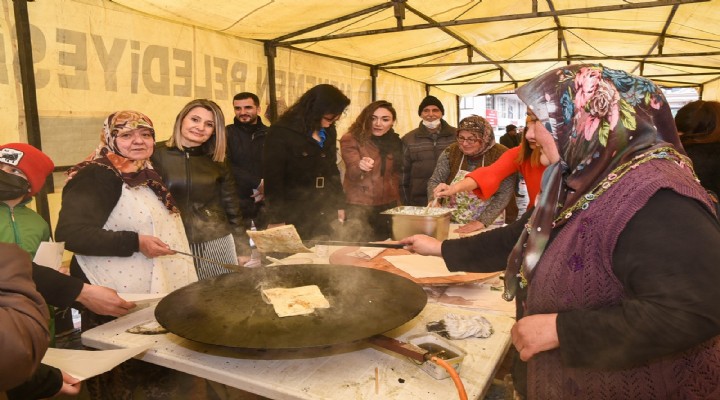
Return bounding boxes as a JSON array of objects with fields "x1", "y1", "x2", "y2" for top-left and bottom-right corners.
[
  {"x1": 262, "y1": 285, "x2": 330, "y2": 317},
  {"x1": 246, "y1": 224, "x2": 313, "y2": 254}
]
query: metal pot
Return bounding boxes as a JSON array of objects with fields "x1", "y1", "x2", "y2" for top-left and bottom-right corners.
[
  {"x1": 155, "y1": 264, "x2": 427, "y2": 350},
  {"x1": 381, "y1": 206, "x2": 453, "y2": 240}
]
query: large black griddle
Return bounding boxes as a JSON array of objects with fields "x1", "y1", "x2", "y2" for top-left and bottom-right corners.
[{"x1": 155, "y1": 264, "x2": 427, "y2": 349}]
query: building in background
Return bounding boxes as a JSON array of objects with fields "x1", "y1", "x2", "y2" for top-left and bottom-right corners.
[
  {"x1": 460, "y1": 94, "x2": 526, "y2": 142},
  {"x1": 664, "y1": 87, "x2": 701, "y2": 116}
]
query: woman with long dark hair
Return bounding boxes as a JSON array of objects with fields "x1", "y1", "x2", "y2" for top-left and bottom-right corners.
[
  {"x1": 340, "y1": 100, "x2": 402, "y2": 240},
  {"x1": 263, "y1": 84, "x2": 350, "y2": 240}
]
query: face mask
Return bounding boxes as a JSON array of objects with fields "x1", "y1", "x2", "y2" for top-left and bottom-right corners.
[
  {"x1": 0, "y1": 169, "x2": 30, "y2": 201},
  {"x1": 422, "y1": 119, "x2": 441, "y2": 130}
]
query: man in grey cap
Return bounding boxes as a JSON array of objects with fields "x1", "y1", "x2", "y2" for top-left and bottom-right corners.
[{"x1": 400, "y1": 95, "x2": 456, "y2": 206}]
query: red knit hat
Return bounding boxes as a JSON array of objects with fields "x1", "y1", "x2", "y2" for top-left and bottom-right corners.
[{"x1": 0, "y1": 143, "x2": 55, "y2": 196}]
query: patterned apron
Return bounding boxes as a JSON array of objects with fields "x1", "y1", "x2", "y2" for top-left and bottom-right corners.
[{"x1": 446, "y1": 155, "x2": 504, "y2": 225}]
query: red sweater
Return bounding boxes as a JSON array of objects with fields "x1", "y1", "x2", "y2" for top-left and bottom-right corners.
[{"x1": 466, "y1": 146, "x2": 546, "y2": 206}]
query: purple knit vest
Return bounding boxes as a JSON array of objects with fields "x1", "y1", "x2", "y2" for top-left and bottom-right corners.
[{"x1": 526, "y1": 159, "x2": 720, "y2": 399}]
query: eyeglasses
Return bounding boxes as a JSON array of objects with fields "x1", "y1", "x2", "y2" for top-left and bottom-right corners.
[{"x1": 456, "y1": 136, "x2": 479, "y2": 144}]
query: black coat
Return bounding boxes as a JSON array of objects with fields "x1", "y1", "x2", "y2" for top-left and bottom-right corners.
[
  {"x1": 56, "y1": 163, "x2": 158, "y2": 287},
  {"x1": 226, "y1": 117, "x2": 267, "y2": 223},
  {"x1": 262, "y1": 121, "x2": 344, "y2": 240},
  {"x1": 56, "y1": 164, "x2": 140, "y2": 261},
  {"x1": 151, "y1": 143, "x2": 244, "y2": 250},
  {"x1": 500, "y1": 132, "x2": 521, "y2": 149}
]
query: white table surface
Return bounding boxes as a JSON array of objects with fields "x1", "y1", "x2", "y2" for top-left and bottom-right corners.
[
  {"x1": 82, "y1": 302, "x2": 513, "y2": 400},
  {"x1": 81, "y1": 246, "x2": 516, "y2": 400}
]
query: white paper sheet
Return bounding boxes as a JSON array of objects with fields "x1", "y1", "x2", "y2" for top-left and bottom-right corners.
[
  {"x1": 383, "y1": 254, "x2": 467, "y2": 278},
  {"x1": 441, "y1": 281, "x2": 515, "y2": 316},
  {"x1": 118, "y1": 292, "x2": 167, "y2": 304},
  {"x1": 32, "y1": 241, "x2": 65, "y2": 270},
  {"x1": 41, "y1": 345, "x2": 151, "y2": 381},
  {"x1": 118, "y1": 293, "x2": 167, "y2": 313}
]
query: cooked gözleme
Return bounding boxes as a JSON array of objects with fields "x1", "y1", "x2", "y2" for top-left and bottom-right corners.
[{"x1": 261, "y1": 285, "x2": 330, "y2": 317}]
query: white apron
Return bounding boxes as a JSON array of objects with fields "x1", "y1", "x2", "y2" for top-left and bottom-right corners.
[{"x1": 77, "y1": 185, "x2": 198, "y2": 293}]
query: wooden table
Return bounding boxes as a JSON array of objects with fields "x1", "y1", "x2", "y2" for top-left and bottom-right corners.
[{"x1": 81, "y1": 246, "x2": 515, "y2": 400}]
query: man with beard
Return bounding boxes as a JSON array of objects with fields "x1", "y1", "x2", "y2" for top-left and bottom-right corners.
[{"x1": 226, "y1": 92, "x2": 268, "y2": 229}]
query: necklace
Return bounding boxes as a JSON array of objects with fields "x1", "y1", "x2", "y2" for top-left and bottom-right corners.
[{"x1": 553, "y1": 146, "x2": 690, "y2": 224}]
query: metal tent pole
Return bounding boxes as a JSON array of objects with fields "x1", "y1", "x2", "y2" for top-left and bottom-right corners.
[
  {"x1": 13, "y1": 0, "x2": 52, "y2": 228},
  {"x1": 264, "y1": 42, "x2": 278, "y2": 123}
]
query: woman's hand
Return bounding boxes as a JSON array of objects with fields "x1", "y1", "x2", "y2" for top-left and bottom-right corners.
[
  {"x1": 76, "y1": 284, "x2": 136, "y2": 317},
  {"x1": 511, "y1": 313, "x2": 560, "y2": 361},
  {"x1": 56, "y1": 370, "x2": 82, "y2": 396},
  {"x1": 454, "y1": 221, "x2": 485, "y2": 234},
  {"x1": 434, "y1": 177, "x2": 479, "y2": 199},
  {"x1": 433, "y1": 183, "x2": 456, "y2": 198},
  {"x1": 337, "y1": 209, "x2": 346, "y2": 223},
  {"x1": 399, "y1": 234, "x2": 442, "y2": 256},
  {"x1": 138, "y1": 235, "x2": 174, "y2": 258},
  {"x1": 358, "y1": 157, "x2": 374, "y2": 172},
  {"x1": 252, "y1": 179, "x2": 265, "y2": 203}
]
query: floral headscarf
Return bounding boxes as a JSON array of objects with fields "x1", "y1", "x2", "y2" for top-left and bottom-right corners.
[
  {"x1": 457, "y1": 114, "x2": 496, "y2": 156},
  {"x1": 67, "y1": 111, "x2": 178, "y2": 213},
  {"x1": 503, "y1": 64, "x2": 691, "y2": 301}
]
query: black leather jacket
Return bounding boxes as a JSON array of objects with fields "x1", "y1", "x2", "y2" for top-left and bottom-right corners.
[{"x1": 151, "y1": 142, "x2": 245, "y2": 250}]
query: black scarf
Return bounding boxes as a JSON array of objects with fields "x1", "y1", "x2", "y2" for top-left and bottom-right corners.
[{"x1": 370, "y1": 129, "x2": 402, "y2": 175}]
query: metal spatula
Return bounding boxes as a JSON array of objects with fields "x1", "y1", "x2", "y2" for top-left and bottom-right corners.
[{"x1": 172, "y1": 249, "x2": 243, "y2": 272}]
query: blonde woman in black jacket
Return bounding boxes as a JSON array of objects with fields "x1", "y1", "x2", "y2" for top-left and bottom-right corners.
[{"x1": 152, "y1": 99, "x2": 247, "y2": 279}]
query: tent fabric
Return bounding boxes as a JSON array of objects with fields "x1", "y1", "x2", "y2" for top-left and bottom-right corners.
[
  {"x1": 3, "y1": 0, "x2": 720, "y2": 160},
  {"x1": 111, "y1": 0, "x2": 720, "y2": 96}
]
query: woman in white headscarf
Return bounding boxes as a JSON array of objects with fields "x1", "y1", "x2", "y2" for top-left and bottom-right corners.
[
  {"x1": 58, "y1": 110, "x2": 196, "y2": 302},
  {"x1": 57, "y1": 110, "x2": 202, "y2": 400}
]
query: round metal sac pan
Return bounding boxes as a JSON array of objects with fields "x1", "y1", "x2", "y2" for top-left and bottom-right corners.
[{"x1": 155, "y1": 264, "x2": 428, "y2": 349}]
